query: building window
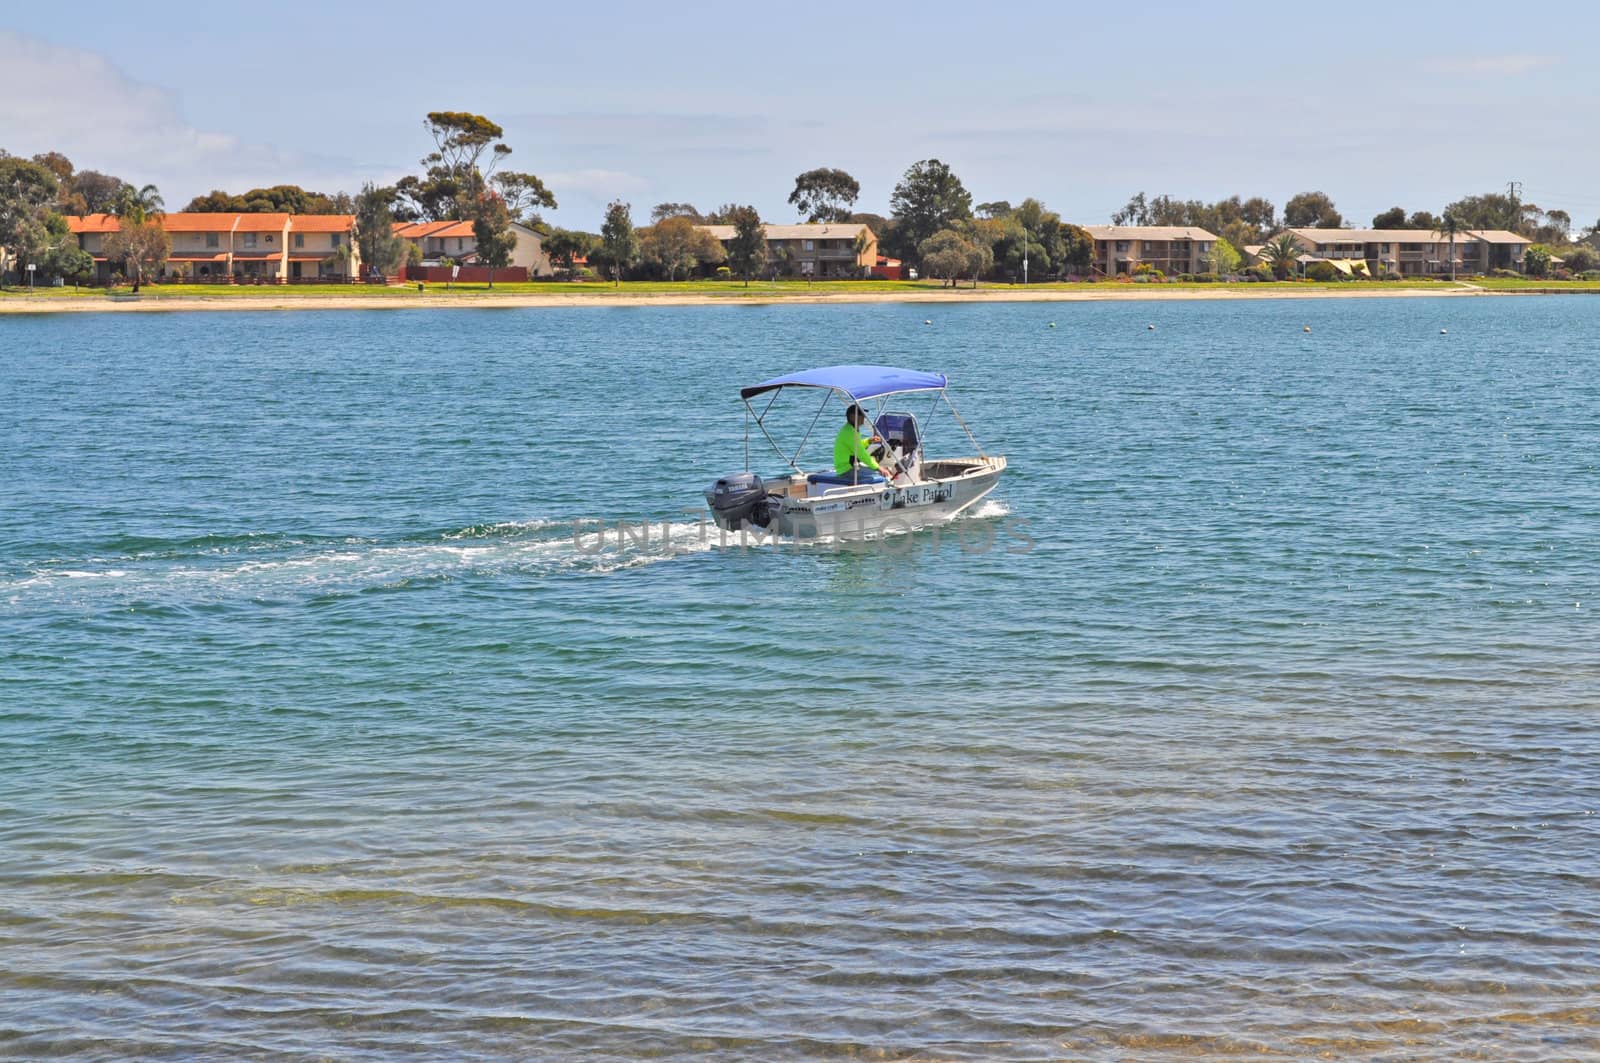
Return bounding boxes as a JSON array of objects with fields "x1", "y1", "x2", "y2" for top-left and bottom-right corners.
[
  {"x1": 243, "y1": 233, "x2": 257, "y2": 248},
  {"x1": 206, "y1": 232, "x2": 219, "y2": 248},
  {"x1": 456, "y1": 238, "x2": 464, "y2": 251},
  {"x1": 265, "y1": 234, "x2": 273, "y2": 243},
  {"x1": 294, "y1": 233, "x2": 304, "y2": 248},
  {"x1": 803, "y1": 240, "x2": 814, "y2": 251},
  {"x1": 331, "y1": 233, "x2": 341, "y2": 247}
]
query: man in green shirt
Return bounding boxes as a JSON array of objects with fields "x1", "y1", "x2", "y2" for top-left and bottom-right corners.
[{"x1": 833, "y1": 404, "x2": 886, "y2": 479}]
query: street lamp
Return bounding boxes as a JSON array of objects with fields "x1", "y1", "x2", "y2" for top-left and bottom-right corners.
[
  {"x1": 26, "y1": 263, "x2": 36, "y2": 293},
  {"x1": 1022, "y1": 227, "x2": 1030, "y2": 286}
]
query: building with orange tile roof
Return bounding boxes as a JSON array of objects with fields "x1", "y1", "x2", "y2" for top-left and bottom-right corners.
[
  {"x1": 64, "y1": 213, "x2": 360, "y2": 284},
  {"x1": 393, "y1": 219, "x2": 551, "y2": 277}
]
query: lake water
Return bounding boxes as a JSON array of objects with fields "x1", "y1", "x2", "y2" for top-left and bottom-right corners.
[{"x1": 2, "y1": 297, "x2": 1598, "y2": 1060}]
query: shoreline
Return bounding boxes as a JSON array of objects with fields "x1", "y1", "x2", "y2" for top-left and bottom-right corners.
[{"x1": 0, "y1": 283, "x2": 1578, "y2": 314}]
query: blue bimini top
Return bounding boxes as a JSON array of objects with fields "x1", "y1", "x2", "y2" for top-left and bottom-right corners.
[{"x1": 740, "y1": 364, "x2": 949, "y2": 402}]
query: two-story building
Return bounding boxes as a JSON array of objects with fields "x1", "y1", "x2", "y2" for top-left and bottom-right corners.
[
  {"x1": 66, "y1": 213, "x2": 361, "y2": 283},
  {"x1": 1284, "y1": 228, "x2": 1530, "y2": 275},
  {"x1": 696, "y1": 223, "x2": 877, "y2": 278},
  {"x1": 1084, "y1": 226, "x2": 1219, "y2": 276},
  {"x1": 392, "y1": 219, "x2": 551, "y2": 277}
]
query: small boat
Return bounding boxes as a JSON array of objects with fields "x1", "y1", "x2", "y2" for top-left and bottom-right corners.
[{"x1": 703, "y1": 364, "x2": 1006, "y2": 540}]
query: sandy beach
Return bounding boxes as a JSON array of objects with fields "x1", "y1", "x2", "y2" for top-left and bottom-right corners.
[{"x1": 0, "y1": 283, "x2": 1523, "y2": 314}]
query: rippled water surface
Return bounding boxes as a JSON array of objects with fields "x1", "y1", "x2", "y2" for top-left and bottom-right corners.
[{"x1": 3, "y1": 299, "x2": 1599, "y2": 1060}]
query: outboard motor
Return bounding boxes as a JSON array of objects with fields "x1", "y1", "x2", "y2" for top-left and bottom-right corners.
[{"x1": 704, "y1": 471, "x2": 770, "y2": 531}]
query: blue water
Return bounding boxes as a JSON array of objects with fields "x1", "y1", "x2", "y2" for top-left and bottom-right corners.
[{"x1": 2, "y1": 298, "x2": 1598, "y2": 1060}]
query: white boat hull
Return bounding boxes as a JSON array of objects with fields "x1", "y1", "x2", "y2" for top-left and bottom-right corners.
[{"x1": 761, "y1": 456, "x2": 1005, "y2": 541}]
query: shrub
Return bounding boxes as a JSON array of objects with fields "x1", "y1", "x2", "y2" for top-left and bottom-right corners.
[
  {"x1": 1551, "y1": 268, "x2": 1573, "y2": 281},
  {"x1": 1578, "y1": 270, "x2": 1600, "y2": 281},
  {"x1": 1562, "y1": 245, "x2": 1598, "y2": 272},
  {"x1": 715, "y1": 266, "x2": 732, "y2": 280},
  {"x1": 1177, "y1": 273, "x2": 1195, "y2": 282},
  {"x1": 1305, "y1": 261, "x2": 1341, "y2": 283},
  {"x1": 1191, "y1": 272, "x2": 1220, "y2": 283},
  {"x1": 1489, "y1": 268, "x2": 1520, "y2": 278}
]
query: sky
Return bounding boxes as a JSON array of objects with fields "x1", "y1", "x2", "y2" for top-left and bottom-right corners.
[{"x1": 4, "y1": 1, "x2": 1600, "y2": 231}]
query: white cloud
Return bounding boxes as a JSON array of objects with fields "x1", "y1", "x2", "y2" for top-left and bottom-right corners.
[
  {"x1": 1424, "y1": 54, "x2": 1560, "y2": 76},
  {"x1": 0, "y1": 30, "x2": 371, "y2": 200}
]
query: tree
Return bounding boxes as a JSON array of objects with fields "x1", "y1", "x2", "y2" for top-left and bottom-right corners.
[
  {"x1": 1372, "y1": 206, "x2": 1407, "y2": 228},
  {"x1": 1407, "y1": 210, "x2": 1441, "y2": 231},
  {"x1": 1283, "y1": 191, "x2": 1342, "y2": 228},
  {"x1": 183, "y1": 184, "x2": 343, "y2": 214},
  {"x1": 0, "y1": 156, "x2": 60, "y2": 287},
  {"x1": 71, "y1": 171, "x2": 129, "y2": 215},
  {"x1": 1524, "y1": 244, "x2": 1552, "y2": 277},
  {"x1": 1444, "y1": 192, "x2": 1526, "y2": 233},
  {"x1": 651, "y1": 202, "x2": 703, "y2": 224},
  {"x1": 355, "y1": 183, "x2": 408, "y2": 278},
  {"x1": 1562, "y1": 244, "x2": 1597, "y2": 273},
  {"x1": 1261, "y1": 232, "x2": 1303, "y2": 279},
  {"x1": 35, "y1": 212, "x2": 93, "y2": 285},
  {"x1": 889, "y1": 159, "x2": 972, "y2": 265},
  {"x1": 470, "y1": 190, "x2": 517, "y2": 288},
  {"x1": 788, "y1": 167, "x2": 860, "y2": 223},
  {"x1": 1112, "y1": 192, "x2": 1151, "y2": 226},
  {"x1": 492, "y1": 171, "x2": 556, "y2": 224},
  {"x1": 918, "y1": 229, "x2": 976, "y2": 287},
  {"x1": 640, "y1": 215, "x2": 723, "y2": 280},
  {"x1": 425, "y1": 111, "x2": 511, "y2": 181},
  {"x1": 1208, "y1": 238, "x2": 1243, "y2": 275},
  {"x1": 396, "y1": 111, "x2": 551, "y2": 222},
  {"x1": 597, "y1": 200, "x2": 640, "y2": 286},
  {"x1": 30, "y1": 151, "x2": 74, "y2": 185},
  {"x1": 1439, "y1": 209, "x2": 1463, "y2": 281},
  {"x1": 1058, "y1": 223, "x2": 1095, "y2": 277},
  {"x1": 545, "y1": 228, "x2": 600, "y2": 277},
  {"x1": 1526, "y1": 207, "x2": 1571, "y2": 246},
  {"x1": 103, "y1": 216, "x2": 170, "y2": 291},
  {"x1": 975, "y1": 200, "x2": 1013, "y2": 219},
  {"x1": 724, "y1": 205, "x2": 767, "y2": 287},
  {"x1": 1238, "y1": 197, "x2": 1278, "y2": 240},
  {"x1": 961, "y1": 226, "x2": 995, "y2": 287}
]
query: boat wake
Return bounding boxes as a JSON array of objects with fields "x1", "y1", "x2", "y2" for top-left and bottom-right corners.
[
  {"x1": 1, "y1": 517, "x2": 719, "y2": 611},
  {"x1": 3, "y1": 500, "x2": 1016, "y2": 612}
]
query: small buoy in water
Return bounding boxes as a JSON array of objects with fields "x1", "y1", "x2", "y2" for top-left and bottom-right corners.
[
  {"x1": 1147, "y1": 324, "x2": 1155, "y2": 330},
  {"x1": 1049, "y1": 322, "x2": 1056, "y2": 328},
  {"x1": 1440, "y1": 328, "x2": 1448, "y2": 334},
  {"x1": 1303, "y1": 325, "x2": 1312, "y2": 332},
  {"x1": 923, "y1": 319, "x2": 931, "y2": 325}
]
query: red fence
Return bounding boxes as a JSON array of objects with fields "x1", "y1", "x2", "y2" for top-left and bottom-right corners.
[{"x1": 401, "y1": 265, "x2": 530, "y2": 284}]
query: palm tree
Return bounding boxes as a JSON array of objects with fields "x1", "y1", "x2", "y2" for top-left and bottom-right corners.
[
  {"x1": 113, "y1": 183, "x2": 164, "y2": 223},
  {"x1": 1261, "y1": 232, "x2": 1303, "y2": 280},
  {"x1": 1439, "y1": 210, "x2": 1462, "y2": 281}
]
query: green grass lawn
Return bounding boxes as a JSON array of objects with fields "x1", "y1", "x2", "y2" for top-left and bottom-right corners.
[{"x1": 6, "y1": 277, "x2": 1600, "y2": 301}]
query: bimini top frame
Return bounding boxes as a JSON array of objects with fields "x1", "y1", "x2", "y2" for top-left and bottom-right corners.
[
  {"x1": 740, "y1": 364, "x2": 949, "y2": 402},
  {"x1": 738, "y1": 363, "x2": 984, "y2": 473}
]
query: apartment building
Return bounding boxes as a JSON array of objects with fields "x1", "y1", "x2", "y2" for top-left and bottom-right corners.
[
  {"x1": 1285, "y1": 228, "x2": 1530, "y2": 275},
  {"x1": 66, "y1": 213, "x2": 361, "y2": 283},
  {"x1": 696, "y1": 223, "x2": 876, "y2": 278},
  {"x1": 392, "y1": 219, "x2": 551, "y2": 276},
  {"x1": 1084, "y1": 226, "x2": 1219, "y2": 276}
]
